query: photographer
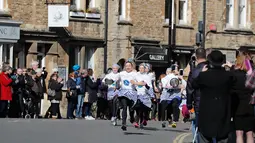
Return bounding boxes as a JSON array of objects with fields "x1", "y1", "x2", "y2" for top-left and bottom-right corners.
[{"x1": 186, "y1": 48, "x2": 207, "y2": 142}]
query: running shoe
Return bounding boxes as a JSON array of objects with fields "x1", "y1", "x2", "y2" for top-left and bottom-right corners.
[
  {"x1": 168, "y1": 120, "x2": 173, "y2": 127},
  {"x1": 121, "y1": 125, "x2": 127, "y2": 131},
  {"x1": 133, "y1": 122, "x2": 139, "y2": 128},
  {"x1": 162, "y1": 122, "x2": 166, "y2": 128},
  {"x1": 52, "y1": 115, "x2": 57, "y2": 119},
  {"x1": 171, "y1": 122, "x2": 177, "y2": 128},
  {"x1": 142, "y1": 120, "x2": 147, "y2": 126},
  {"x1": 111, "y1": 117, "x2": 115, "y2": 122},
  {"x1": 111, "y1": 117, "x2": 117, "y2": 126}
]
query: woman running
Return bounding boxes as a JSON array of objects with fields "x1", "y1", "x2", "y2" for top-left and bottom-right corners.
[
  {"x1": 118, "y1": 61, "x2": 137, "y2": 131},
  {"x1": 132, "y1": 63, "x2": 154, "y2": 129},
  {"x1": 160, "y1": 65, "x2": 186, "y2": 128},
  {"x1": 102, "y1": 64, "x2": 120, "y2": 126}
]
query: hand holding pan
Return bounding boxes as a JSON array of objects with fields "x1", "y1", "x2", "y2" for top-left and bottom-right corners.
[{"x1": 105, "y1": 78, "x2": 114, "y2": 85}]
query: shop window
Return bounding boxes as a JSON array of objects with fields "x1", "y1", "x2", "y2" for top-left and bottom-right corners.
[
  {"x1": 226, "y1": 0, "x2": 234, "y2": 27},
  {"x1": 238, "y1": 0, "x2": 247, "y2": 28},
  {"x1": 119, "y1": 0, "x2": 126, "y2": 20}
]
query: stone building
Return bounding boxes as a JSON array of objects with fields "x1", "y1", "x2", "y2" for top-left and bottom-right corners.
[{"x1": 107, "y1": 0, "x2": 255, "y2": 75}]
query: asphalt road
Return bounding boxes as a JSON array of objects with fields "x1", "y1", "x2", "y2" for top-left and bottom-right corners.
[{"x1": 0, "y1": 119, "x2": 192, "y2": 143}]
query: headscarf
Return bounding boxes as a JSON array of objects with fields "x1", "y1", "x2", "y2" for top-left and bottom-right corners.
[
  {"x1": 112, "y1": 64, "x2": 120, "y2": 69},
  {"x1": 145, "y1": 63, "x2": 151, "y2": 71}
]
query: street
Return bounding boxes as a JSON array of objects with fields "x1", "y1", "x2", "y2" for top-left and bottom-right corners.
[{"x1": 0, "y1": 119, "x2": 192, "y2": 143}]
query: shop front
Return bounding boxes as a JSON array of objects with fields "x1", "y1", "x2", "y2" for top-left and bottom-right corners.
[
  {"x1": 0, "y1": 17, "x2": 21, "y2": 68},
  {"x1": 133, "y1": 44, "x2": 168, "y2": 77}
]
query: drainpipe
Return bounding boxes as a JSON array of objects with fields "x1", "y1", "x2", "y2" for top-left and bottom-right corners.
[
  {"x1": 202, "y1": 0, "x2": 206, "y2": 48},
  {"x1": 104, "y1": 0, "x2": 109, "y2": 73},
  {"x1": 167, "y1": 0, "x2": 173, "y2": 66}
]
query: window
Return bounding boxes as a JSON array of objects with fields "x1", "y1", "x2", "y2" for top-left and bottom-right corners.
[
  {"x1": 238, "y1": 0, "x2": 246, "y2": 28},
  {"x1": 119, "y1": 0, "x2": 126, "y2": 20},
  {"x1": 178, "y1": 0, "x2": 187, "y2": 24},
  {"x1": 0, "y1": 0, "x2": 4, "y2": 10},
  {"x1": 71, "y1": 0, "x2": 81, "y2": 10},
  {"x1": 37, "y1": 44, "x2": 45, "y2": 68},
  {"x1": 86, "y1": 0, "x2": 96, "y2": 9},
  {"x1": 226, "y1": 0, "x2": 234, "y2": 27},
  {"x1": 165, "y1": 0, "x2": 169, "y2": 21},
  {"x1": 165, "y1": 0, "x2": 175, "y2": 23}
]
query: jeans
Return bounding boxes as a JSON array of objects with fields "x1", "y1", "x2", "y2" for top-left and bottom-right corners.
[
  {"x1": 67, "y1": 100, "x2": 76, "y2": 118},
  {"x1": 76, "y1": 95, "x2": 84, "y2": 118}
]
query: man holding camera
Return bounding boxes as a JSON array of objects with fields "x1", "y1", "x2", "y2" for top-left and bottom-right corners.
[{"x1": 186, "y1": 48, "x2": 207, "y2": 142}]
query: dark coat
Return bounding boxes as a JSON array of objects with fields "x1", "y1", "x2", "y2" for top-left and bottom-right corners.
[
  {"x1": 12, "y1": 75, "x2": 26, "y2": 92},
  {"x1": 41, "y1": 71, "x2": 48, "y2": 95},
  {"x1": 85, "y1": 76, "x2": 99, "y2": 103},
  {"x1": 32, "y1": 69, "x2": 47, "y2": 95},
  {"x1": 192, "y1": 68, "x2": 236, "y2": 139},
  {"x1": 31, "y1": 77, "x2": 43, "y2": 100},
  {"x1": 66, "y1": 77, "x2": 78, "y2": 102},
  {"x1": 48, "y1": 79, "x2": 63, "y2": 101},
  {"x1": 231, "y1": 70, "x2": 254, "y2": 116},
  {"x1": 186, "y1": 61, "x2": 207, "y2": 112}
]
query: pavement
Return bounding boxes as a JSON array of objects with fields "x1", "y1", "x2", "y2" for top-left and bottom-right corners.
[{"x1": 0, "y1": 118, "x2": 192, "y2": 143}]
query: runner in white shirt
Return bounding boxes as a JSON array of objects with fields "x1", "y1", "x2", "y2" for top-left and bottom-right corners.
[
  {"x1": 160, "y1": 65, "x2": 186, "y2": 128},
  {"x1": 132, "y1": 63, "x2": 154, "y2": 129},
  {"x1": 118, "y1": 61, "x2": 137, "y2": 131},
  {"x1": 102, "y1": 64, "x2": 120, "y2": 126},
  {"x1": 145, "y1": 63, "x2": 158, "y2": 121}
]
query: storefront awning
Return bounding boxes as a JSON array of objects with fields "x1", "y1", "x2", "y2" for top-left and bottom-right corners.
[
  {"x1": 162, "y1": 45, "x2": 195, "y2": 54},
  {"x1": 134, "y1": 44, "x2": 168, "y2": 67}
]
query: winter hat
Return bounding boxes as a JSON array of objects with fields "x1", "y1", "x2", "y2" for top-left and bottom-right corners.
[
  {"x1": 72, "y1": 65, "x2": 80, "y2": 71},
  {"x1": 52, "y1": 68, "x2": 58, "y2": 73}
]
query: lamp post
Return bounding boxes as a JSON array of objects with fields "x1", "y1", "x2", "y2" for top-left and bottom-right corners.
[{"x1": 104, "y1": 0, "x2": 109, "y2": 73}]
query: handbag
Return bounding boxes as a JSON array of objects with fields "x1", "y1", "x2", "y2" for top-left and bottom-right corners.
[
  {"x1": 47, "y1": 88, "x2": 56, "y2": 97},
  {"x1": 47, "y1": 82, "x2": 56, "y2": 97}
]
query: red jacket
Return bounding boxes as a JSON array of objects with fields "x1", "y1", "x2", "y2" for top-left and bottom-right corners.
[{"x1": 0, "y1": 72, "x2": 13, "y2": 101}]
